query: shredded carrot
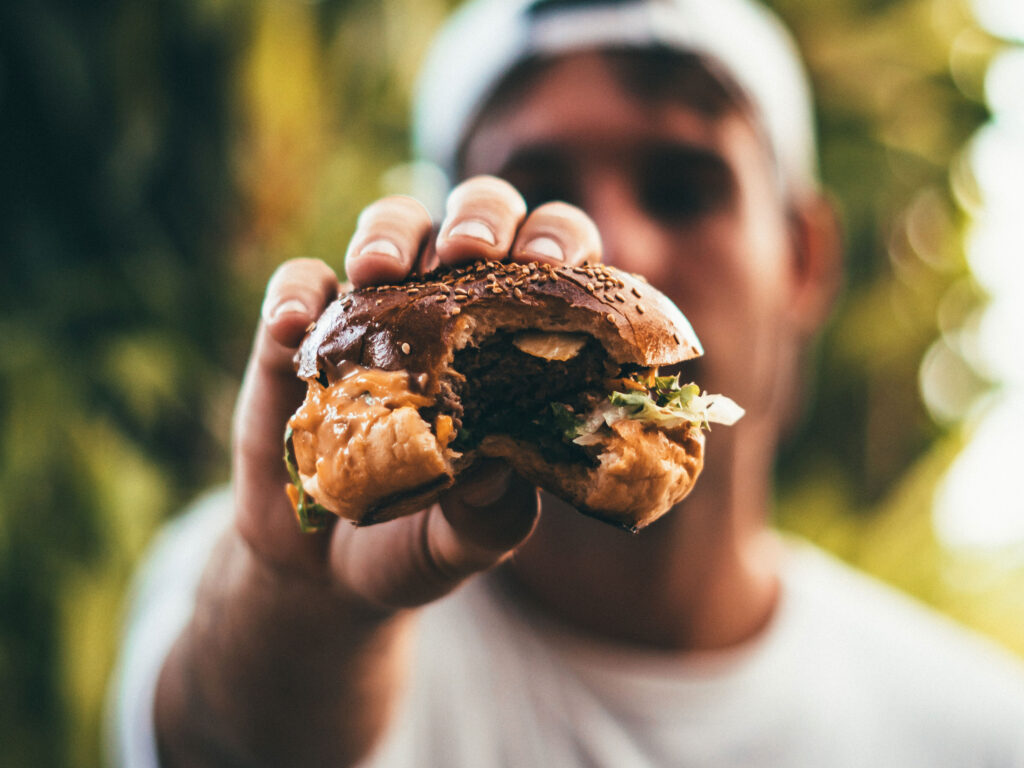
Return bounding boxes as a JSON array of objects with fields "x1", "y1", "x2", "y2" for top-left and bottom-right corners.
[
  {"x1": 285, "y1": 483, "x2": 300, "y2": 514},
  {"x1": 606, "y1": 377, "x2": 648, "y2": 392},
  {"x1": 435, "y1": 414, "x2": 455, "y2": 447}
]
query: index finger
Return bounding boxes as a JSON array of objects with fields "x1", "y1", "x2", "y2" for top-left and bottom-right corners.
[
  {"x1": 236, "y1": 258, "x2": 340, "y2": 571},
  {"x1": 435, "y1": 176, "x2": 528, "y2": 266}
]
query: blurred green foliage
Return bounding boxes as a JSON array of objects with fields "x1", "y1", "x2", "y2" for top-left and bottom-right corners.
[
  {"x1": 773, "y1": 0, "x2": 1024, "y2": 660},
  {"x1": 0, "y1": 1, "x2": 1021, "y2": 766},
  {"x1": 1, "y1": 2, "x2": 250, "y2": 765}
]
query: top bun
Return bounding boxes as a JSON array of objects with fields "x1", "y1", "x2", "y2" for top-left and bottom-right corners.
[{"x1": 297, "y1": 260, "x2": 702, "y2": 391}]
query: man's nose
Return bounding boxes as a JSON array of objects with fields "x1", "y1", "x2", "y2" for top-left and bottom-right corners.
[{"x1": 586, "y1": 177, "x2": 669, "y2": 281}]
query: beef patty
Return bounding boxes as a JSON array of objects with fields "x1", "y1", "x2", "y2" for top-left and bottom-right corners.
[{"x1": 446, "y1": 332, "x2": 612, "y2": 463}]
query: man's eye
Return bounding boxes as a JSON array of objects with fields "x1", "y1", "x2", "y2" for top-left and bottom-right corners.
[
  {"x1": 640, "y1": 153, "x2": 734, "y2": 223},
  {"x1": 641, "y1": 176, "x2": 710, "y2": 220}
]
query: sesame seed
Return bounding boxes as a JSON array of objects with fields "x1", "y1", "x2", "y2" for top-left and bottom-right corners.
[
  {"x1": 614, "y1": 293, "x2": 625, "y2": 303},
  {"x1": 672, "y1": 333, "x2": 681, "y2": 344},
  {"x1": 636, "y1": 304, "x2": 645, "y2": 314},
  {"x1": 606, "y1": 313, "x2": 616, "y2": 324},
  {"x1": 436, "y1": 295, "x2": 447, "y2": 303},
  {"x1": 401, "y1": 342, "x2": 411, "y2": 355},
  {"x1": 491, "y1": 285, "x2": 504, "y2": 294},
  {"x1": 513, "y1": 287, "x2": 524, "y2": 300},
  {"x1": 631, "y1": 286, "x2": 642, "y2": 298},
  {"x1": 305, "y1": 321, "x2": 316, "y2": 333},
  {"x1": 376, "y1": 298, "x2": 384, "y2": 305},
  {"x1": 450, "y1": 306, "x2": 461, "y2": 315}
]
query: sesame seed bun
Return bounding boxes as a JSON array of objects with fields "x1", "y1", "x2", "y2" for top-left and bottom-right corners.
[
  {"x1": 297, "y1": 260, "x2": 702, "y2": 388},
  {"x1": 286, "y1": 260, "x2": 706, "y2": 531}
]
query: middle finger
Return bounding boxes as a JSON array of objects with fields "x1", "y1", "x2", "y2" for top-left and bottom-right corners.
[{"x1": 435, "y1": 176, "x2": 528, "y2": 265}]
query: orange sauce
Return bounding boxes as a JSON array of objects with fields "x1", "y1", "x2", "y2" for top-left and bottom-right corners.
[{"x1": 287, "y1": 366, "x2": 448, "y2": 519}]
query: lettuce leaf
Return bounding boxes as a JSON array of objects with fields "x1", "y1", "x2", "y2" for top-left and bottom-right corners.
[
  {"x1": 609, "y1": 374, "x2": 744, "y2": 429},
  {"x1": 569, "y1": 374, "x2": 744, "y2": 445},
  {"x1": 549, "y1": 402, "x2": 585, "y2": 442},
  {"x1": 283, "y1": 425, "x2": 333, "y2": 533}
]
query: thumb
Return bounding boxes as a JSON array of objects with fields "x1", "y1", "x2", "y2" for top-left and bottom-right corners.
[
  {"x1": 329, "y1": 461, "x2": 539, "y2": 608},
  {"x1": 439, "y1": 460, "x2": 540, "y2": 553},
  {"x1": 233, "y1": 258, "x2": 339, "y2": 571}
]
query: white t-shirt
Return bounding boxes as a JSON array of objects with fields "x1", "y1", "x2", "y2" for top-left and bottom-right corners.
[{"x1": 108, "y1": 491, "x2": 1024, "y2": 768}]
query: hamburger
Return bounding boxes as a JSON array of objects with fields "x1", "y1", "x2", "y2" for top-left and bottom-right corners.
[{"x1": 284, "y1": 260, "x2": 742, "y2": 533}]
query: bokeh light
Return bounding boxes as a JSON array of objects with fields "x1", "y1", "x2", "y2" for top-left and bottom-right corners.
[{"x1": 931, "y1": 4, "x2": 1024, "y2": 551}]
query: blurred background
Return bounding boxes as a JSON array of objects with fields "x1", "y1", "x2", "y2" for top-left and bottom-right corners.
[{"x1": 1, "y1": 0, "x2": 1022, "y2": 765}]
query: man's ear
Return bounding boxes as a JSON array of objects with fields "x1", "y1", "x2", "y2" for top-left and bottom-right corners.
[{"x1": 786, "y1": 192, "x2": 843, "y2": 337}]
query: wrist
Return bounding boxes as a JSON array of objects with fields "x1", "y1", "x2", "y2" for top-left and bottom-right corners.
[
  {"x1": 229, "y1": 523, "x2": 399, "y2": 628},
  {"x1": 157, "y1": 528, "x2": 413, "y2": 767}
]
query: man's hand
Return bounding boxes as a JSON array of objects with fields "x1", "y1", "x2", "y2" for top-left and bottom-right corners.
[
  {"x1": 156, "y1": 176, "x2": 602, "y2": 768},
  {"x1": 236, "y1": 175, "x2": 601, "y2": 608}
]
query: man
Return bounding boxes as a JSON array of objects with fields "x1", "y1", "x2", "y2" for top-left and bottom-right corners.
[{"x1": 112, "y1": 1, "x2": 1024, "y2": 766}]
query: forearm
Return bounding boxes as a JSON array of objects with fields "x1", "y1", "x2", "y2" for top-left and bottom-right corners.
[{"x1": 154, "y1": 529, "x2": 413, "y2": 768}]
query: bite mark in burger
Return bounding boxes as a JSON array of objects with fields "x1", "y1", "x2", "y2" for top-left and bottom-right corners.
[{"x1": 284, "y1": 260, "x2": 742, "y2": 533}]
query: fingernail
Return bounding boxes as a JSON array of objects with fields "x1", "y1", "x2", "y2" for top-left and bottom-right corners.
[
  {"x1": 519, "y1": 236, "x2": 564, "y2": 262},
  {"x1": 357, "y1": 238, "x2": 403, "y2": 262},
  {"x1": 460, "y1": 463, "x2": 513, "y2": 508},
  {"x1": 263, "y1": 298, "x2": 309, "y2": 324},
  {"x1": 447, "y1": 219, "x2": 497, "y2": 246}
]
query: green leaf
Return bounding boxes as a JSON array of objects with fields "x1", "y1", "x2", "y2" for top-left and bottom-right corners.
[
  {"x1": 549, "y1": 402, "x2": 585, "y2": 441},
  {"x1": 283, "y1": 426, "x2": 333, "y2": 533},
  {"x1": 609, "y1": 375, "x2": 744, "y2": 429}
]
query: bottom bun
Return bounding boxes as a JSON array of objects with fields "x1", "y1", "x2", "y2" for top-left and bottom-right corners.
[
  {"x1": 287, "y1": 376, "x2": 460, "y2": 527},
  {"x1": 478, "y1": 418, "x2": 704, "y2": 531},
  {"x1": 287, "y1": 360, "x2": 706, "y2": 531},
  {"x1": 288, "y1": 386, "x2": 704, "y2": 531}
]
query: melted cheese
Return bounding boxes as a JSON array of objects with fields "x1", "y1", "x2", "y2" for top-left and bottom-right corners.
[
  {"x1": 287, "y1": 367, "x2": 449, "y2": 519},
  {"x1": 512, "y1": 331, "x2": 588, "y2": 361}
]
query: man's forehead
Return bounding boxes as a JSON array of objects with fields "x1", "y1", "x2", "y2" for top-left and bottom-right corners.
[
  {"x1": 461, "y1": 52, "x2": 754, "y2": 177},
  {"x1": 414, "y1": 0, "x2": 818, "y2": 198}
]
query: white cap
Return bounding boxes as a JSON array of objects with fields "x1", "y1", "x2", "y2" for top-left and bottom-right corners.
[{"x1": 413, "y1": 0, "x2": 819, "y2": 200}]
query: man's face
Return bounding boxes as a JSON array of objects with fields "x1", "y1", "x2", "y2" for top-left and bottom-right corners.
[{"x1": 461, "y1": 52, "x2": 803, "y2": 423}]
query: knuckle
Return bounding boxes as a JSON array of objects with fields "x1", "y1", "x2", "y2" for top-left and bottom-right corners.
[
  {"x1": 264, "y1": 259, "x2": 335, "y2": 310},
  {"x1": 388, "y1": 194, "x2": 432, "y2": 221},
  {"x1": 531, "y1": 200, "x2": 584, "y2": 220},
  {"x1": 355, "y1": 197, "x2": 394, "y2": 226},
  {"x1": 265, "y1": 258, "x2": 301, "y2": 289},
  {"x1": 357, "y1": 195, "x2": 432, "y2": 231},
  {"x1": 529, "y1": 201, "x2": 599, "y2": 238},
  {"x1": 421, "y1": 537, "x2": 466, "y2": 586},
  {"x1": 448, "y1": 175, "x2": 527, "y2": 215},
  {"x1": 411, "y1": 509, "x2": 468, "y2": 588}
]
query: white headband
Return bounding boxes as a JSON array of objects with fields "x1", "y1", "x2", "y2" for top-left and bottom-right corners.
[{"x1": 413, "y1": 0, "x2": 819, "y2": 200}]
